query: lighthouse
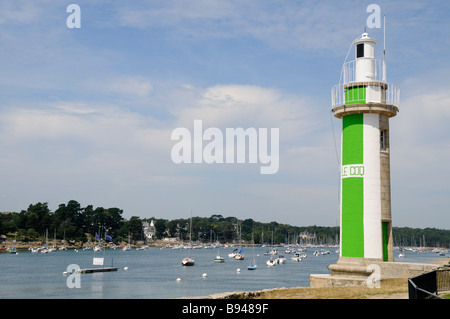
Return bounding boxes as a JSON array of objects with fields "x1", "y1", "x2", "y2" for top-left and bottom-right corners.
[
  {"x1": 331, "y1": 32, "x2": 400, "y2": 262},
  {"x1": 310, "y1": 31, "x2": 439, "y2": 288}
]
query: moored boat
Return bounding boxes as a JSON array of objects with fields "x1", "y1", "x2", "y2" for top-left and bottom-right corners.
[
  {"x1": 182, "y1": 257, "x2": 195, "y2": 266},
  {"x1": 182, "y1": 210, "x2": 195, "y2": 266}
]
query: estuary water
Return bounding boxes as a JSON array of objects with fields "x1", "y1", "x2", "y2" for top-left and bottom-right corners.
[{"x1": 0, "y1": 246, "x2": 444, "y2": 299}]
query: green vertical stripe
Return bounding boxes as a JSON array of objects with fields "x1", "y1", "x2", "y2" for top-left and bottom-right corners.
[
  {"x1": 342, "y1": 114, "x2": 364, "y2": 165},
  {"x1": 382, "y1": 222, "x2": 388, "y2": 262},
  {"x1": 342, "y1": 178, "x2": 364, "y2": 257},
  {"x1": 345, "y1": 85, "x2": 366, "y2": 105},
  {"x1": 341, "y1": 114, "x2": 364, "y2": 258}
]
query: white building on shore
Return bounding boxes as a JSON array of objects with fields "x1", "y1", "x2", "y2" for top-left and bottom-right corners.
[{"x1": 143, "y1": 220, "x2": 155, "y2": 241}]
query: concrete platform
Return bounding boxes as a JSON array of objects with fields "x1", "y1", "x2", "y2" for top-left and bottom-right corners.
[{"x1": 310, "y1": 257, "x2": 439, "y2": 288}]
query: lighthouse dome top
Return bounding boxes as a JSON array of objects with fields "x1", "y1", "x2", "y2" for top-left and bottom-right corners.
[{"x1": 353, "y1": 32, "x2": 377, "y2": 45}]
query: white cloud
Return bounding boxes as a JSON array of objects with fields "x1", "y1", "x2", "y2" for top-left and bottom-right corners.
[
  {"x1": 91, "y1": 76, "x2": 154, "y2": 98},
  {"x1": 114, "y1": 1, "x2": 362, "y2": 51},
  {"x1": 1, "y1": 1, "x2": 449, "y2": 228},
  {"x1": 171, "y1": 84, "x2": 320, "y2": 144}
]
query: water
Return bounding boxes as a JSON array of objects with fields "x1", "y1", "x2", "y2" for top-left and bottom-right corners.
[{"x1": 0, "y1": 246, "x2": 445, "y2": 299}]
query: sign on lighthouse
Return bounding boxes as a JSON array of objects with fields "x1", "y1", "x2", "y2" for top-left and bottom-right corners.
[{"x1": 331, "y1": 32, "x2": 400, "y2": 262}]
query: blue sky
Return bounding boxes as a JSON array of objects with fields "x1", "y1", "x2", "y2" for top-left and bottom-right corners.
[{"x1": 0, "y1": 1, "x2": 449, "y2": 229}]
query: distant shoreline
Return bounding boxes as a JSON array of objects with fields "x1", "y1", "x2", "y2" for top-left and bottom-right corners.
[{"x1": 0, "y1": 240, "x2": 161, "y2": 251}]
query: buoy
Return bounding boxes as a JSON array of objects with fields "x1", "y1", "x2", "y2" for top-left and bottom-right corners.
[
  {"x1": 124, "y1": 266, "x2": 128, "y2": 270},
  {"x1": 63, "y1": 271, "x2": 68, "y2": 276},
  {"x1": 202, "y1": 273, "x2": 207, "y2": 278},
  {"x1": 236, "y1": 268, "x2": 241, "y2": 272},
  {"x1": 176, "y1": 277, "x2": 181, "y2": 282}
]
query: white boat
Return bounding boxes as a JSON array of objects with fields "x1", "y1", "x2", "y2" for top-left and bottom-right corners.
[
  {"x1": 247, "y1": 233, "x2": 257, "y2": 270},
  {"x1": 30, "y1": 247, "x2": 39, "y2": 253},
  {"x1": 9, "y1": 245, "x2": 18, "y2": 254},
  {"x1": 247, "y1": 264, "x2": 257, "y2": 270},
  {"x1": 228, "y1": 248, "x2": 238, "y2": 258},
  {"x1": 267, "y1": 248, "x2": 278, "y2": 255},
  {"x1": 266, "y1": 257, "x2": 276, "y2": 267},
  {"x1": 182, "y1": 257, "x2": 195, "y2": 266},
  {"x1": 214, "y1": 255, "x2": 225, "y2": 263},
  {"x1": 234, "y1": 222, "x2": 244, "y2": 260},
  {"x1": 265, "y1": 231, "x2": 277, "y2": 255},
  {"x1": 214, "y1": 248, "x2": 225, "y2": 262},
  {"x1": 292, "y1": 253, "x2": 302, "y2": 262},
  {"x1": 94, "y1": 245, "x2": 102, "y2": 252},
  {"x1": 234, "y1": 252, "x2": 244, "y2": 260},
  {"x1": 41, "y1": 229, "x2": 50, "y2": 253},
  {"x1": 182, "y1": 210, "x2": 195, "y2": 266},
  {"x1": 277, "y1": 255, "x2": 286, "y2": 264},
  {"x1": 123, "y1": 234, "x2": 131, "y2": 251}
]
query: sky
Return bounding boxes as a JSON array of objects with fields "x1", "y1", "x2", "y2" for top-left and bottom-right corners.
[{"x1": 0, "y1": 0, "x2": 449, "y2": 229}]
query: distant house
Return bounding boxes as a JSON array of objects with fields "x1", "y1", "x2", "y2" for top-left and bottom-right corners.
[
  {"x1": 299, "y1": 230, "x2": 316, "y2": 240},
  {"x1": 143, "y1": 220, "x2": 155, "y2": 240}
]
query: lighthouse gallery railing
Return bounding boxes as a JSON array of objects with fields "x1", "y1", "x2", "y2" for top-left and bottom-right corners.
[{"x1": 331, "y1": 59, "x2": 400, "y2": 109}]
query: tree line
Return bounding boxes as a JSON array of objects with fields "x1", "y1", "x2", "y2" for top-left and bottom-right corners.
[
  {"x1": 1, "y1": 200, "x2": 449, "y2": 247},
  {"x1": 0, "y1": 201, "x2": 144, "y2": 243}
]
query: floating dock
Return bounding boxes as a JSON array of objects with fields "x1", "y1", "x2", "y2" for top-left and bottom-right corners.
[{"x1": 77, "y1": 267, "x2": 118, "y2": 274}]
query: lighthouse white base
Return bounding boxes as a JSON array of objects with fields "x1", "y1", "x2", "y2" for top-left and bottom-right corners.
[{"x1": 310, "y1": 257, "x2": 439, "y2": 288}]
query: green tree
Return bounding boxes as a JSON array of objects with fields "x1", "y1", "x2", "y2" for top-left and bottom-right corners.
[
  {"x1": 154, "y1": 219, "x2": 167, "y2": 239},
  {"x1": 25, "y1": 202, "x2": 52, "y2": 235},
  {"x1": 127, "y1": 216, "x2": 143, "y2": 241}
]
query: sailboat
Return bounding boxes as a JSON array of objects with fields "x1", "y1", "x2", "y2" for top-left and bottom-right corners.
[
  {"x1": 182, "y1": 211, "x2": 195, "y2": 266},
  {"x1": 234, "y1": 222, "x2": 244, "y2": 260},
  {"x1": 123, "y1": 234, "x2": 131, "y2": 251},
  {"x1": 214, "y1": 248, "x2": 225, "y2": 263},
  {"x1": 41, "y1": 229, "x2": 49, "y2": 253},
  {"x1": 228, "y1": 248, "x2": 238, "y2": 258},
  {"x1": 10, "y1": 235, "x2": 18, "y2": 254},
  {"x1": 247, "y1": 233, "x2": 257, "y2": 270},
  {"x1": 59, "y1": 230, "x2": 67, "y2": 250},
  {"x1": 48, "y1": 229, "x2": 57, "y2": 252}
]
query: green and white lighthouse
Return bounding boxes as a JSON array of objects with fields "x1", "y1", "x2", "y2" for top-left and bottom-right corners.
[{"x1": 331, "y1": 32, "x2": 400, "y2": 263}]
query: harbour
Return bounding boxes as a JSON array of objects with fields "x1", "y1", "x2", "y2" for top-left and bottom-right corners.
[{"x1": 0, "y1": 245, "x2": 445, "y2": 299}]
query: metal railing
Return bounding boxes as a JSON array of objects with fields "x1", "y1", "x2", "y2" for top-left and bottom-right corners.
[
  {"x1": 408, "y1": 269, "x2": 450, "y2": 299},
  {"x1": 340, "y1": 59, "x2": 385, "y2": 84},
  {"x1": 331, "y1": 58, "x2": 400, "y2": 109},
  {"x1": 331, "y1": 81, "x2": 400, "y2": 109}
]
